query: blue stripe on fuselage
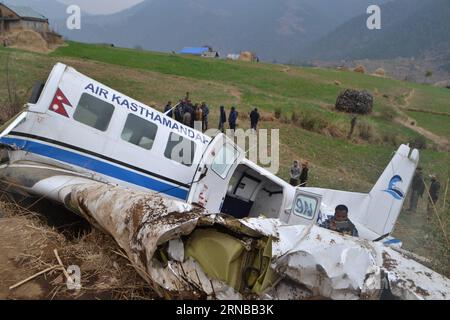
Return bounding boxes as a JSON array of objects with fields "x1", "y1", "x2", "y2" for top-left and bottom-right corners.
[{"x1": 0, "y1": 137, "x2": 188, "y2": 200}]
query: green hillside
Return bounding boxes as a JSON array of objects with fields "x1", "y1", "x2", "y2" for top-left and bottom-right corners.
[{"x1": 0, "y1": 42, "x2": 448, "y2": 275}]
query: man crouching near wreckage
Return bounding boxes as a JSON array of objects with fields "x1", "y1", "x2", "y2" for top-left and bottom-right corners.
[{"x1": 320, "y1": 205, "x2": 359, "y2": 237}]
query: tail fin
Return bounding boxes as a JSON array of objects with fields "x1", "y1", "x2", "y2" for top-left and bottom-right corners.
[{"x1": 360, "y1": 145, "x2": 419, "y2": 237}]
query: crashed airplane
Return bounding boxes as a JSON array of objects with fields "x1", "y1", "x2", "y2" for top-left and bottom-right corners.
[{"x1": 0, "y1": 63, "x2": 448, "y2": 300}]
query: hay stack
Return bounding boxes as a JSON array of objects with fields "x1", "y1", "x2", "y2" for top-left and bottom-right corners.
[
  {"x1": 6, "y1": 30, "x2": 49, "y2": 53},
  {"x1": 374, "y1": 68, "x2": 386, "y2": 77},
  {"x1": 239, "y1": 51, "x2": 255, "y2": 62},
  {"x1": 353, "y1": 65, "x2": 366, "y2": 74}
]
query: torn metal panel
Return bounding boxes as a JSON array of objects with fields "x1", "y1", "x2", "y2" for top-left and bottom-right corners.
[
  {"x1": 381, "y1": 248, "x2": 449, "y2": 300},
  {"x1": 66, "y1": 182, "x2": 450, "y2": 300}
]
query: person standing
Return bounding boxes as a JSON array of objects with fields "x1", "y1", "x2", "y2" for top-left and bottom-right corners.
[
  {"x1": 194, "y1": 104, "x2": 203, "y2": 130},
  {"x1": 229, "y1": 106, "x2": 238, "y2": 132},
  {"x1": 219, "y1": 106, "x2": 227, "y2": 133},
  {"x1": 201, "y1": 102, "x2": 209, "y2": 132},
  {"x1": 289, "y1": 160, "x2": 301, "y2": 186},
  {"x1": 164, "y1": 101, "x2": 173, "y2": 118},
  {"x1": 182, "y1": 101, "x2": 193, "y2": 127},
  {"x1": 427, "y1": 175, "x2": 441, "y2": 215},
  {"x1": 250, "y1": 108, "x2": 260, "y2": 133},
  {"x1": 174, "y1": 100, "x2": 184, "y2": 122},
  {"x1": 347, "y1": 116, "x2": 357, "y2": 139},
  {"x1": 300, "y1": 161, "x2": 309, "y2": 187},
  {"x1": 408, "y1": 167, "x2": 425, "y2": 212}
]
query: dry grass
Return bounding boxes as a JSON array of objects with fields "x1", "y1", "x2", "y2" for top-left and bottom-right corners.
[{"x1": 0, "y1": 194, "x2": 158, "y2": 300}]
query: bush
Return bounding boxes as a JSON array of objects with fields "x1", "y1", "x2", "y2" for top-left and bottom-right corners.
[
  {"x1": 326, "y1": 124, "x2": 345, "y2": 138},
  {"x1": 382, "y1": 133, "x2": 402, "y2": 147},
  {"x1": 335, "y1": 89, "x2": 373, "y2": 115},
  {"x1": 356, "y1": 121, "x2": 379, "y2": 142},
  {"x1": 379, "y1": 109, "x2": 398, "y2": 121},
  {"x1": 409, "y1": 136, "x2": 427, "y2": 150},
  {"x1": 274, "y1": 107, "x2": 282, "y2": 119},
  {"x1": 280, "y1": 114, "x2": 290, "y2": 124},
  {"x1": 291, "y1": 111, "x2": 299, "y2": 124},
  {"x1": 298, "y1": 112, "x2": 328, "y2": 133}
]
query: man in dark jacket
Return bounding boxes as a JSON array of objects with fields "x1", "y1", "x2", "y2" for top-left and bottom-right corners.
[
  {"x1": 164, "y1": 101, "x2": 173, "y2": 118},
  {"x1": 174, "y1": 100, "x2": 184, "y2": 122},
  {"x1": 320, "y1": 205, "x2": 359, "y2": 237},
  {"x1": 300, "y1": 161, "x2": 309, "y2": 187},
  {"x1": 250, "y1": 108, "x2": 260, "y2": 132},
  {"x1": 427, "y1": 175, "x2": 441, "y2": 214},
  {"x1": 408, "y1": 167, "x2": 425, "y2": 212},
  {"x1": 219, "y1": 106, "x2": 227, "y2": 133},
  {"x1": 289, "y1": 160, "x2": 301, "y2": 186},
  {"x1": 201, "y1": 102, "x2": 209, "y2": 132},
  {"x1": 229, "y1": 106, "x2": 238, "y2": 132}
]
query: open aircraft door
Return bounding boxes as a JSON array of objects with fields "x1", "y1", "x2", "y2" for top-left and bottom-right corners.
[{"x1": 188, "y1": 133, "x2": 244, "y2": 213}]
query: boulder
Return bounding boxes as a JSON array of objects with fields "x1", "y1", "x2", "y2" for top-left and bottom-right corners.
[{"x1": 335, "y1": 89, "x2": 374, "y2": 114}]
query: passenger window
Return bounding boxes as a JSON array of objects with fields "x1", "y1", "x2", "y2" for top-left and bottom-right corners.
[
  {"x1": 164, "y1": 133, "x2": 196, "y2": 167},
  {"x1": 121, "y1": 114, "x2": 158, "y2": 150},
  {"x1": 73, "y1": 93, "x2": 114, "y2": 131}
]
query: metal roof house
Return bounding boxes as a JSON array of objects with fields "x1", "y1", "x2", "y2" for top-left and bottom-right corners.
[
  {"x1": 179, "y1": 46, "x2": 219, "y2": 58},
  {"x1": 179, "y1": 47, "x2": 210, "y2": 55},
  {"x1": 0, "y1": 2, "x2": 49, "y2": 34}
]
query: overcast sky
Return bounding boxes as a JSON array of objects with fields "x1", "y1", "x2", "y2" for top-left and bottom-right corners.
[{"x1": 58, "y1": 0, "x2": 144, "y2": 15}]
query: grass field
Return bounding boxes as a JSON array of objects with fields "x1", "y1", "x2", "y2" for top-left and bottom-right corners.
[{"x1": 0, "y1": 42, "x2": 448, "y2": 276}]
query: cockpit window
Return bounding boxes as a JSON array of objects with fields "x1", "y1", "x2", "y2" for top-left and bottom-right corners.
[
  {"x1": 121, "y1": 114, "x2": 158, "y2": 150},
  {"x1": 293, "y1": 193, "x2": 318, "y2": 220},
  {"x1": 73, "y1": 93, "x2": 114, "y2": 131},
  {"x1": 211, "y1": 143, "x2": 240, "y2": 179}
]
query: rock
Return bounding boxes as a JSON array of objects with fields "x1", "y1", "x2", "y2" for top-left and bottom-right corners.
[{"x1": 335, "y1": 89, "x2": 374, "y2": 114}]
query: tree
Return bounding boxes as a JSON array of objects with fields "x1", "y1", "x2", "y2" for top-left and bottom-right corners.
[{"x1": 424, "y1": 70, "x2": 433, "y2": 83}]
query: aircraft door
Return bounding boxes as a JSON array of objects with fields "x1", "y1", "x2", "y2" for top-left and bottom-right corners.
[{"x1": 188, "y1": 133, "x2": 244, "y2": 213}]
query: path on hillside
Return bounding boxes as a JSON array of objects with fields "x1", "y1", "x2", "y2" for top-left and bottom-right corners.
[
  {"x1": 395, "y1": 89, "x2": 450, "y2": 151},
  {"x1": 228, "y1": 87, "x2": 242, "y2": 104}
]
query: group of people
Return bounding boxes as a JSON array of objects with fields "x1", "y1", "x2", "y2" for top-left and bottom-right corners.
[
  {"x1": 164, "y1": 97, "x2": 210, "y2": 132},
  {"x1": 289, "y1": 160, "x2": 309, "y2": 187},
  {"x1": 163, "y1": 92, "x2": 262, "y2": 134},
  {"x1": 408, "y1": 167, "x2": 441, "y2": 217},
  {"x1": 218, "y1": 105, "x2": 240, "y2": 133}
]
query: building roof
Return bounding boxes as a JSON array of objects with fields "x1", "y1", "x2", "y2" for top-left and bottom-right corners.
[
  {"x1": 179, "y1": 47, "x2": 211, "y2": 55},
  {"x1": 0, "y1": 3, "x2": 48, "y2": 21}
]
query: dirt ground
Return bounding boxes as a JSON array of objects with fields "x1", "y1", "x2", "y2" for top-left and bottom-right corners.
[{"x1": 0, "y1": 196, "x2": 157, "y2": 300}]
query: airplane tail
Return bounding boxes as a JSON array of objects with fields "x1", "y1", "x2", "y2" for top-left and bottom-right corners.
[{"x1": 360, "y1": 144, "x2": 419, "y2": 238}]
